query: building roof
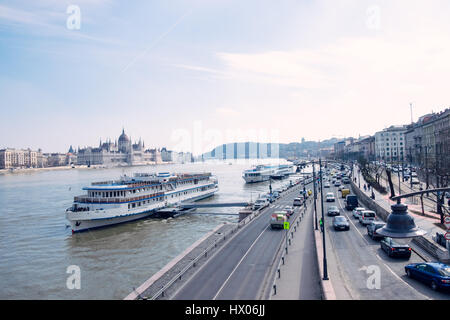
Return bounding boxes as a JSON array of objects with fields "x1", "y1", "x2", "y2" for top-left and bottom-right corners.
[{"x1": 118, "y1": 128, "x2": 130, "y2": 142}]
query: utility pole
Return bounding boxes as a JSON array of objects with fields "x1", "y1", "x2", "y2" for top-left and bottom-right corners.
[{"x1": 319, "y1": 158, "x2": 328, "y2": 280}]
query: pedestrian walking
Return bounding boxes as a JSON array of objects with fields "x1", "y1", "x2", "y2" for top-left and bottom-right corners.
[
  {"x1": 364, "y1": 184, "x2": 367, "y2": 191},
  {"x1": 319, "y1": 217, "x2": 324, "y2": 232}
]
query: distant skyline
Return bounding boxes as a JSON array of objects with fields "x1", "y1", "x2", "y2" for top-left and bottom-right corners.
[{"x1": 2, "y1": 0, "x2": 450, "y2": 153}]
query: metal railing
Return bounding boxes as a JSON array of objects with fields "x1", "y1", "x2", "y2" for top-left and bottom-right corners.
[
  {"x1": 142, "y1": 199, "x2": 269, "y2": 300},
  {"x1": 136, "y1": 179, "x2": 310, "y2": 300}
]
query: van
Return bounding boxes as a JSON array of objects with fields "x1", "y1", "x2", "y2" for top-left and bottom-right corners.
[
  {"x1": 270, "y1": 212, "x2": 287, "y2": 229},
  {"x1": 341, "y1": 189, "x2": 350, "y2": 198},
  {"x1": 359, "y1": 210, "x2": 376, "y2": 225},
  {"x1": 345, "y1": 195, "x2": 358, "y2": 210}
]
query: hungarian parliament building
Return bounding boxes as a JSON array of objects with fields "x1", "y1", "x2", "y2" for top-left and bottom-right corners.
[{"x1": 76, "y1": 129, "x2": 192, "y2": 166}]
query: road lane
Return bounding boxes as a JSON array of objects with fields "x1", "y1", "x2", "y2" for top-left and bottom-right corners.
[
  {"x1": 172, "y1": 180, "x2": 314, "y2": 300},
  {"x1": 322, "y1": 174, "x2": 449, "y2": 300}
]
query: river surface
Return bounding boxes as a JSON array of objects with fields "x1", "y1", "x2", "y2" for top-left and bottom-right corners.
[{"x1": 0, "y1": 159, "x2": 310, "y2": 299}]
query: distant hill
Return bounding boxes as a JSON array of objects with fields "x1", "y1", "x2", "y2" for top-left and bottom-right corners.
[{"x1": 196, "y1": 139, "x2": 338, "y2": 160}]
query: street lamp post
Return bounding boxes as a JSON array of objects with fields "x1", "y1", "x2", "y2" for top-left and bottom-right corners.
[
  {"x1": 313, "y1": 162, "x2": 318, "y2": 230},
  {"x1": 319, "y1": 158, "x2": 329, "y2": 280}
]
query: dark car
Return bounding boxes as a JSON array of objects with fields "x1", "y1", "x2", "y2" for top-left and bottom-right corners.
[
  {"x1": 380, "y1": 237, "x2": 411, "y2": 258},
  {"x1": 333, "y1": 216, "x2": 350, "y2": 231},
  {"x1": 327, "y1": 206, "x2": 340, "y2": 216},
  {"x1": 405, "y1": 262, "x2": 450, "y2": 291},
  {"x1": 367, "y1": 221, "x2": 386, "y2": 240}
]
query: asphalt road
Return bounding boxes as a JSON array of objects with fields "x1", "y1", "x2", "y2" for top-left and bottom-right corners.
[
  {"x1": 171, "y1": 179, "x2": 317, "y2": 300},
  {"x1": 322, "y1": 177, "x2": 450, "y2": 300}
]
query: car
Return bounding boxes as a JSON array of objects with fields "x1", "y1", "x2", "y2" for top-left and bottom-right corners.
[
  {"x1": 293, "y1": 197, "x2": 304, "y2": 206},
  {"x1": 405, "y1": 262, "x2": 450, "y2": 291},
  {"x1": 352, "y1": 207, "x2": 366, "y2": 219},
  {"x1": 327, "y1": 206, "x2": 340, "y2": 216},
  {"x1": 333, "y1": 216, "x2": 350, "y2": 231},
  {"x1": 342, "y1": 177, "x2": 350, "y2": 184},
  {"x1": 324, "y1": 182, "x2": 330, "y2": 188},
  {"x1": 411, "y1": 177, "x2": 420, "y2": 185},
  {"x1": 272, "y1": 191, "x2": 280, "y2": 199},
  {"x1": 283, "y1": 206, "x2": 294, "y2": 218},
  {"x1": 326, "y1": 192, "x2": 335, "y2": 202},
  {"x1": 359, "y1": 210, "x2": 376, "y2": 225},
  {"x1": 261, "y1": 194, "x2": 274, "y2": 203},
  {"x1": 334, "y1": 181, "x2": 341, "y2": 187},
  {"x1": 341, "y1": 188, "x2": 350, "y2": 198},
  {"x1": 253, "y1": 198, "x2": 269, "y2": 210},
  {"x1": 380, "y1": 237, "x2": 412, "y2": 258},
  {"x1": 367, "y1": 221, "x2": 386, "y2": 240}
]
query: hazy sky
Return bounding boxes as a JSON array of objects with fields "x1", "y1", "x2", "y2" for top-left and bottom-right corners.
[{"x1": 1, "y1": 0, "x2": 450, "y2": 154}]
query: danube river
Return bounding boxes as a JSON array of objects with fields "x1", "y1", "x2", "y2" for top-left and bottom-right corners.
[{"x1": 0, "y1": 159, "x2": 309, "y2": 299}]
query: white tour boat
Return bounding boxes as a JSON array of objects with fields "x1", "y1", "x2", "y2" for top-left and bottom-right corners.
[{"x1": 66, "y1": 172, "x2": 219, "y2": 232}]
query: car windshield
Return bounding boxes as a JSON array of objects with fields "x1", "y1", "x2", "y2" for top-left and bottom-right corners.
[
  {"x1": 335, "y1": 217, "x2": 346, "y2": 222},
  {"x1": 438, "y1": 267, "x2": 450, "y2": 277},
  {"x1": 364, "y1": 212, "x2": 375, "y2": 217},
  {"x1": 328, "y1": 206, "x2": 338, "y2": 211}
]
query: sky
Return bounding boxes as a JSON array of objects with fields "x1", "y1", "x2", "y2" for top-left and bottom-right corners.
[{"x1": 1, "y1": 0, "x2": 450, "y2": 155}]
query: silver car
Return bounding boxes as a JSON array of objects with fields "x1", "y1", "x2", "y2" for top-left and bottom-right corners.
[{"x1": 352, "y1": 207, "x2": 366, "y2": 219}]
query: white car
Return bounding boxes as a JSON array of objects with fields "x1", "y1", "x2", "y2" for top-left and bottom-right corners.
[
  {"x1": 411, "y1": 177, "x2": 420, "y2": 185},
  {"x1": 324, "y1": 182, "x2": 331, "y2": 188},
  {"x1": 326, "y1": 192, "x2": 335, "y2": 202},
  {"x1": 359, "y1": 210, "x2": 376, "y2": 225},
  {"x1": 253, "y1": 199, "x2": 268, "y2": 210},
  {"x1": 352, "y1": 207, "x2": 366, "y2": 219}
]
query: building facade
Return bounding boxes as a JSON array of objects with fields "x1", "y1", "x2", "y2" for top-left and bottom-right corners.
[
  {"x1": 76, "y1": 129, "x2": 148, "y2": 166},
  {"x1": 0, "y1": 148, "x2": 38, "y2": 169},
  {"x1": 374, "y1": 125, "x2": 407, "y2": 162},
  {"x1": 404, "y1": 108, "x2": 450, "y2": 174}
]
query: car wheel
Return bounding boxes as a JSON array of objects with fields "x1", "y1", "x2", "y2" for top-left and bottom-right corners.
[
  {"x1": 431, "y1": 280, "x2": 438, "y2": 291},
  {"x1": 406, "y1": 269, "x2": 412, "y2": 278}
]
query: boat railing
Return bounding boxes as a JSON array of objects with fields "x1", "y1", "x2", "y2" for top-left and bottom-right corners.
[{"x1": 74, "y1": 192, "x2": 165, "y2": 204}]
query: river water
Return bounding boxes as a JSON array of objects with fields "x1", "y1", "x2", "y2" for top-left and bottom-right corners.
[{"x1": 0, "y1": 159, "x2": 309, "y2": 299}]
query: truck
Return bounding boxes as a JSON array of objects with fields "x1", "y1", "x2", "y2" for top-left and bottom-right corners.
[
  {"x1": 270, "y1": 211, "x2": 287, "y2": 229},
  {"x1": 345, "y1": 195, "x2": 358, "y2": 210}
]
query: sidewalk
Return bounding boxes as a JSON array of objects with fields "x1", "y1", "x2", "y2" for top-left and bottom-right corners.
[{"x1": 271, "y1": 198, "x2": 323, "y2": 300}]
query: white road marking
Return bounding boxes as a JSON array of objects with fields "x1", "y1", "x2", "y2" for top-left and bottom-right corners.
[
  {"x1": 212, "y1": 225, "x2": 269, "y2": 300},
  {"x1": 333, "y1": 186, "x2": 430, "y2": 300}
]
